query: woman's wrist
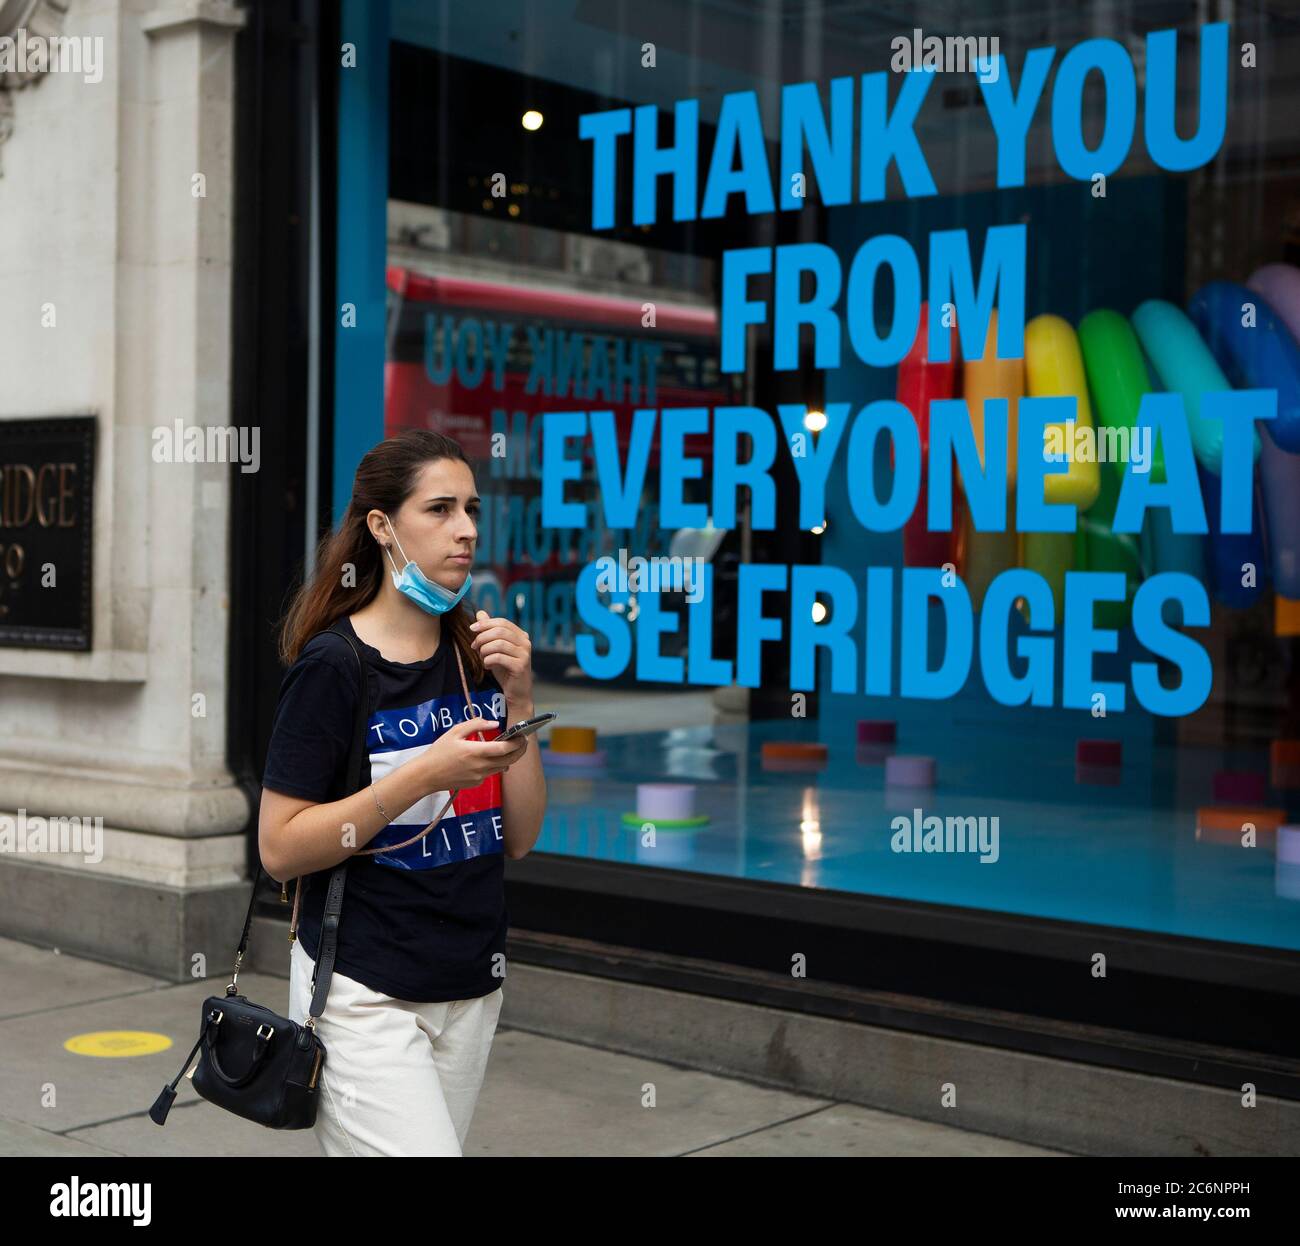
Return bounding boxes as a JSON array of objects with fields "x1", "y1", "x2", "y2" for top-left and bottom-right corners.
[
  {"x1": 506, "y1": 696, "x2": 535, "y2": 724},
  {"x1": 412, "y1": 750, "x2": 450, "y2": 796}
]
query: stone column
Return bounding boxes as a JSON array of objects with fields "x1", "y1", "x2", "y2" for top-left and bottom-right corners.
[{"x1": 0, "y1": 0, "x2": 252, "y2": 979}]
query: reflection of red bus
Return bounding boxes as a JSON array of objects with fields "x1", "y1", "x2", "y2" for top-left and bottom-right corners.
[
  {"x1": 384, "y1": 267, "x2": 741, "y2": 673},
  {"x1": 384, "y1": 267, "x2": 734, "y2": 460}
]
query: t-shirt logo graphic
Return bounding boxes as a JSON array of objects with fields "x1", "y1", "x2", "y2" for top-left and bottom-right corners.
[{"x1": 365, "y1": 689, "x2": 507, "y2": 870}]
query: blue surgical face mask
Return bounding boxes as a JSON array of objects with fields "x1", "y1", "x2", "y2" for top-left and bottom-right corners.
[{"x1": 381, "y1": 513, "x2": 472, "y2": 616}]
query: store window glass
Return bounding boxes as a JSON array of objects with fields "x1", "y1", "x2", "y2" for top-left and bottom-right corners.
[{"x1": 335, "y1": 0, "x2": 1300, "y2": 953}]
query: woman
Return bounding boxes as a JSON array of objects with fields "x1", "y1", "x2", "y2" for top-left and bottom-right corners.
[{"x1": 259, "y1": 429, "x2": 546, "y2": 1157}]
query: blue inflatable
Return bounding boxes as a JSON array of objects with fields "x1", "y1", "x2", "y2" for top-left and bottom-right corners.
[
  {"x1": 1190, "y1": 280, "x2": 1300, "y2": 597},
  {"x1": 1133, "y1": 299, "x2": 1261, "y2": 474},
  {"x1": 1187, "y1": 281, "x2": 1300, "y2": 452},
  {"x1": 1196, "y1": 461, "x2": 1268, "y2": 607}
]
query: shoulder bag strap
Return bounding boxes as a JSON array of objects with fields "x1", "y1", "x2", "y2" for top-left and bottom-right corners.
[
  {"x1": 303, "y1": 622, "x2": 370, "y2": 1022},
  {"x1": 228, "y1": 620, "x2": 368, "y2": 998}
]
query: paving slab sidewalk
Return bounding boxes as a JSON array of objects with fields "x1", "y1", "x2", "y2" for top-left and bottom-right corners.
[{"x1": 0, "y1": 936, "x2": 1066, "y2": 1157}]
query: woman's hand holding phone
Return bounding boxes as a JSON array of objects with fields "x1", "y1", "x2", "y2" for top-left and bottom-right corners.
[{"x1": 417, "y1": 717, "x2": 528, "y2": 792}]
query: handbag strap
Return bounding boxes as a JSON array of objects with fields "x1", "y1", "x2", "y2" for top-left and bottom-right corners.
[
  {"x1": 231, "y1": 621, "x2": 367, "y2": 1007},
  {"x1": 242, "y1": 619, "x2": 484, "y2": 1013},
  {"x1": 303, "y1": 622, "x2": 370, "y2": 1021}
]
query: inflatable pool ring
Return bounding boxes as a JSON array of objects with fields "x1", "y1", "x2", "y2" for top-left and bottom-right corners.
[
  {"x1": 1196, "y1": 459, "x2": 1268, "y2": 607},
  {"x1": 1258, "y1": 426, "x2": 1300, "y2": 598},
  {"x1": 897, "y1": 302, "x2": 961, "y2": 569},
  {"x1": 1247, "y1": 265, "x2": 1300, "y2": 599},
  {"x1": 1109, "y1": 318, "x2": 1206, "y2": 582},
  {"x1": 1077, "y1": 310, "x2": 1166, "y2": 480},
  {"x1": 1141, "y1": 507, "x2": 1206, "y2": 583},
  {"x1": 1189, "y1": 280, "x2": 1300, "y2": 449},
  {"x1": 1132, "y1": 299, "x2": 1261, "y2": 473},
  {"x1": 1135, "y1": 299, "x2": 1264, "y2": 605},
  {"x1": 1022, "y1": 314, "x2": 1101, "y2": 616},
  {"x1": 1190, "y1": 279, "x2": 1300, "y2": 597},
  {"x1": 1023, "y1": 314, "x2": 1102, "y2": 508},
  {"x1": 960, "y1": 310, "x2": 1022, "y2": 611},
  {"x1": 962, "y1": 310, "x2": 1023, "y2": 486},
  {"x1": 1077, "y1": 310, "x2": 1150, "y2": 626},
  {"x1": 1247, "y1": 264, "x2": 1300, "y2": 453}
]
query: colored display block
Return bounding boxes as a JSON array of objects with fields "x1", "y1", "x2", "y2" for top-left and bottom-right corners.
[
  {"x1": 621, "y1": 810, "x2": 709, "y2": 830},
  {"x1": 542, "y1": 747, "x2": 607, "y2": 769},
  {"x1": 1076, "y1": 739, "x2": 1122, "y2": 767},
  {"x1": 765, "y1": 758, "x2": 828, "y2": 774},
  {"x1": 762, "y1": 741, "x2": 828, "y2": 763},
  {"x1": 1212, "y1": 770, "x2": 1267, "y2": 806},
  {"x1": 885, "y1": 754, "x2": 936, "y2": 787},
  {"x1": 550, "y1": 726, "x2": 598, "y2": 754},
  {"x1": 1278, "y1": 595, "x2": 1300, "y2": 637},
  {"x1": 1277, "y1": 825, "x2": 1300, "y2": 866},
  {"x1": 857, "y1": 720, "x2": 897, "y2": 745},
  {"x1": 856, "y1": 743, "x2": 896, "y2": 766},
  {"x1": 636, "y1": 783, "x2": 696, "y2": 821},
  {"x1": 1195, "y1": 806, "x2": 1285, "y2": 844},
  {"x1": 1271, "y1": 739, "x2": 1300, "y2": 790},
  {"x1": 1076, "y1": 764, "x2": 1122, "y2": 787}
]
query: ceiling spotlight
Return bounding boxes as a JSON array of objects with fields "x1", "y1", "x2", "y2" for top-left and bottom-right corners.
[{"x1": 521, "y1": 110, "x2": 544, "y2": 131}]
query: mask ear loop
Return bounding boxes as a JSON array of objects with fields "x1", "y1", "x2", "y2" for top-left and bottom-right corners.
[{"x1": 381, "y1": 513, "x2": 410, "y2": 578}]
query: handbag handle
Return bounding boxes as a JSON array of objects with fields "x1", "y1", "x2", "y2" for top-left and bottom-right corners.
[{"x1": 200, "y1": 1007, "x2": 275, "y2": 1087}]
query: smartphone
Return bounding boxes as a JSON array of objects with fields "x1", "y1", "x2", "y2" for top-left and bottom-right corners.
[{"x1": 494, "y1": 711, "x2": 558, "y2": 743}]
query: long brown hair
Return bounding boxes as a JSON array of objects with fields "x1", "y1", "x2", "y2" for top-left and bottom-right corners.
[{"x1": 278, "y1": 429, "x2": 485, "y2": 682}]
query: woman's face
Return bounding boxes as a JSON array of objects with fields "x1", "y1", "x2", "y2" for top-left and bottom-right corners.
[{"x1": 388, "y1": 457, "x2": 480, "y2": 590}]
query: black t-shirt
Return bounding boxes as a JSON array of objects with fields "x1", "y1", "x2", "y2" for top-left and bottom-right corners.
[{"x1": 261, "y1": 615, "x2": 509, "y2": 1002}]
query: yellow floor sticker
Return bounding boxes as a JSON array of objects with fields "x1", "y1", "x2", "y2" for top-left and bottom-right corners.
[{"x1": 64, "y1": 1031, "x2": 173, "y2": 1057}]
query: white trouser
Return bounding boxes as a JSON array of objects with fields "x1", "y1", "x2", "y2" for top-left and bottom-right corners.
[{"x1": 287, "y1": 937, "x2": 504, "y2": 1156}]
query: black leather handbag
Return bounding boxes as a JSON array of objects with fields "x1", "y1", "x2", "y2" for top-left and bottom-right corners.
[{"x1": 148, "y1": 623, "x2": 369, "y2": 1130}]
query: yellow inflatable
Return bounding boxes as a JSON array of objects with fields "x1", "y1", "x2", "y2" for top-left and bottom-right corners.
[
  {"x1": 1022, "y1": 314, "x2": 1101, "y2": 616},
  {"x1": 961, "y1": 311, "x2": 1022, "y2": 611}
]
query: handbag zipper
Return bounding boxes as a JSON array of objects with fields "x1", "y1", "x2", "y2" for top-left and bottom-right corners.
[{"x1": 308, "y1": 1047, "x2": 323, "y2": 1089}]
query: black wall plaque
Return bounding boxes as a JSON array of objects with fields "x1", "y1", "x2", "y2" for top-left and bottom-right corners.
[{"x1": 0, "y1": 417, "x2": 95, "y2": 650}]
